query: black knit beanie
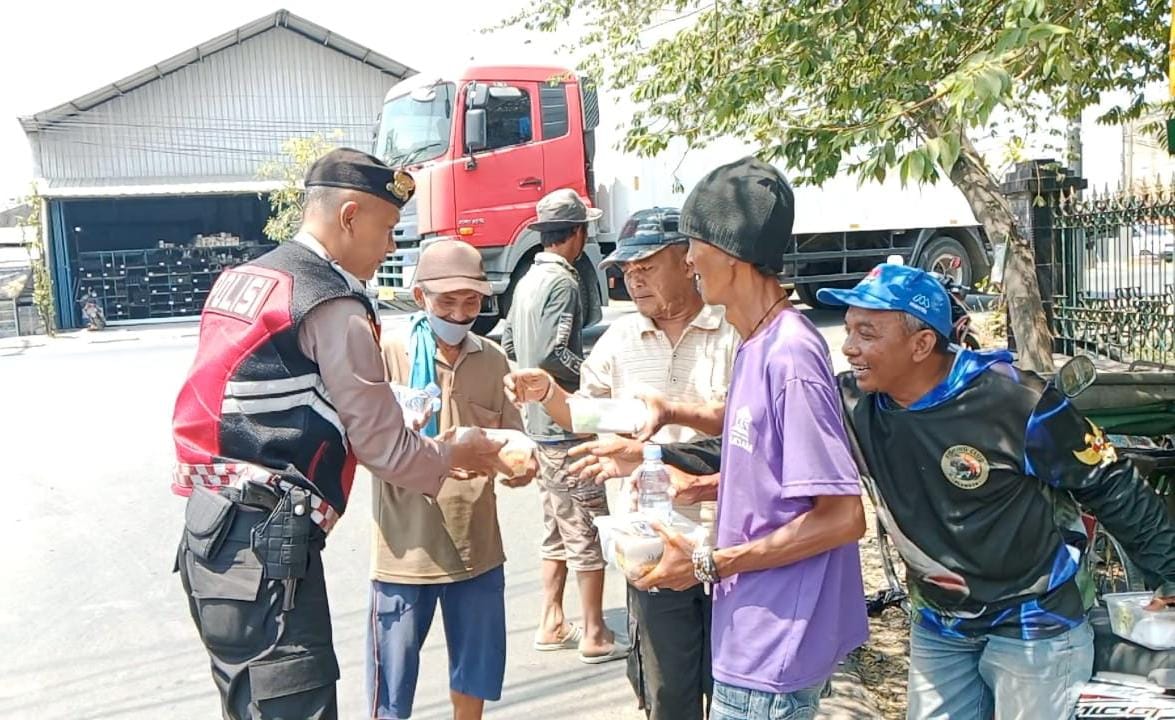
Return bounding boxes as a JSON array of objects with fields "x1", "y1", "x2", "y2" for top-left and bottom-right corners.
[{"x1": 679, "y1": 156, "x2": 794, "y2": 273}]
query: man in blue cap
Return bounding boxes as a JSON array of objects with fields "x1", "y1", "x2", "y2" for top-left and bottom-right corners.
[
  {"x1": 612, "y1": 257, "x2": 1175, "y2": 719},
  {"x1": 820, "y1": 263, "x2": 1175, "y2": 719}
]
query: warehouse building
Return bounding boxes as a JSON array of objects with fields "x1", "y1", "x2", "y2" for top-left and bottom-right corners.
[{"x1": 19, "y1": 9, "x2": 414, "y2": 329}]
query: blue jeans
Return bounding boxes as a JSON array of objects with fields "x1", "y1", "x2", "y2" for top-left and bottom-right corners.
[
  {"x1": 907, "y1": 620, "x2": 1094, "y2": 720},
  {"x1": 709, "y1": 680, "x2": 824, "y2": 720}
]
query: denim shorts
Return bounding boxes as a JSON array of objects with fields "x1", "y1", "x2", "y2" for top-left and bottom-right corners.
[{"x1": 366, "y1": 566, "x2": 506, "y2": 719}]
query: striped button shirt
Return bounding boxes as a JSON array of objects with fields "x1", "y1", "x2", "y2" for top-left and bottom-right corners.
[{"x1": 579, "y1": 304, "x2": 739, "y2": 532}]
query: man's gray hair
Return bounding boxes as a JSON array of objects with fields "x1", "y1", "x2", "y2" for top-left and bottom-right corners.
[
  {"x1": 904, "y1": 312, "x2": 951, "y2": 352},
  {"x1": 903, "y1": 313, "x2": 933, "y2": 335}
]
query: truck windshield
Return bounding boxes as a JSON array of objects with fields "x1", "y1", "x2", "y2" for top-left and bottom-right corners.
[{"x1": 376, "y1": 82, "x2": 455, "y2": 167}]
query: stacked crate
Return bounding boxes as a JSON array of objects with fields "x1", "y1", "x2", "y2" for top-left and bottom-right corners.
[{"x1": 75, "y1": 244, "x2": 273, "y2": 322}]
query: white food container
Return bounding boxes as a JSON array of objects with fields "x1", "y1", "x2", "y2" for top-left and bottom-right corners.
[
  {"x1": 594, "y1": 512, "x2": 706, "y2": 583},
  {"x1": 1104, "y1": 592, "x2": 1175, "y2": 651},
  {"x1": 567, "y1": 397, "x2": 650, "y2": 435}
]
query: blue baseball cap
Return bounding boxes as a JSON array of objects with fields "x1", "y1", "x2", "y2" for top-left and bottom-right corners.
[
  {"x1": 816, "y1": 264, "x2": 953, "y2": 338},
  {"x1": 599, "y1": 208, "x2": 686, "y2": 269}
]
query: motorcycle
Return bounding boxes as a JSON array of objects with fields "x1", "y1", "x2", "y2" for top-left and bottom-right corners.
[
  {"x1": 1033, "y1": 357, "x2": 1175, "y2": 718},
  {"x1": 927, "y1": 270, "x2": 981, "y2": 350},
  {"x1": 1065, "y1": 362, "x2": 1175, "y2": 717},
  {"x1": 79, "y1": 291, "x2": 106, "y2": 331}
]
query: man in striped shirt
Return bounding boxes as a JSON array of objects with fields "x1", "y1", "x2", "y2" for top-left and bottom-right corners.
[{"x1": 506, "y1": 207, "x2": 738, "y2": 719}]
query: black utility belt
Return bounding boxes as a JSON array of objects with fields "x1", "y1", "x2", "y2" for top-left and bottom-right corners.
[{"x1": 184, "y1": 484, "x2": 319, "y2": 607}]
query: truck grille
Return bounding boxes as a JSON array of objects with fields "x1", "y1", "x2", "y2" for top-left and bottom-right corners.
[{"x1": 377, "y1": 237, "x2": 419, "y2": 291}]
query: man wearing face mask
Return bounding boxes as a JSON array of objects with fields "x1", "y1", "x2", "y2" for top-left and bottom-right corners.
[
  {"x1": 171, "y1": 149, "x2": 509, "y2": 720},
  {"x1": 502, "y1": 188, "x2": 627, "y2": 663},
  {"x1": 368, "y1": 239, "x2": 537, "y2": 720}
]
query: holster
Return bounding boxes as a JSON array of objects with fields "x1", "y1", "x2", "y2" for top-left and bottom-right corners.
[
  {"x1": 183, "y1": 485, "x2": 237, "y2": 562},
  {"x1": 250, "y1": 486, "x2": 312, "y2": 581}
]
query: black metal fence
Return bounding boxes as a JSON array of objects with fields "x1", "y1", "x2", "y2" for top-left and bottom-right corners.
[{"x1": 1053, "y1": 180, "x2": 1175, "y2": 366}]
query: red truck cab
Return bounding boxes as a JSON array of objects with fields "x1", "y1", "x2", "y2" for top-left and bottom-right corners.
[{"x1": 373, "y1": 66, "x2": 607, "y2": 332}]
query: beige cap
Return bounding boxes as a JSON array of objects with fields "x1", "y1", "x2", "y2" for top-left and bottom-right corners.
[{"x1": 414, "y1": 239, "x2": 492, "y2": 295}]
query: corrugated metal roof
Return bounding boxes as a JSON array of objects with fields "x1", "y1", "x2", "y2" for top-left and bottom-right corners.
[
  {"x1": 35, "y1": 178, "x2": 283, "y2": 199},
  {"x1": 19, "y1": 9, "x2": 416, "y2": 133}
]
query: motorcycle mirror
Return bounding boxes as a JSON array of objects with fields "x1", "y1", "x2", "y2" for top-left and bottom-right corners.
[{"x1": 1057, "y1": 355, "x2": 1098, "y2": 398}]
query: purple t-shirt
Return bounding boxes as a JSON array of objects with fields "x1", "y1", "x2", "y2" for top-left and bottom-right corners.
[{"x1": 712, "y1": 309, "x2": 868, "y2": 694}]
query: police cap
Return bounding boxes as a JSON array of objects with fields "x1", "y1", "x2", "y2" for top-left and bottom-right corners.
[{"x1": 304, "y1": 148, "x2": 416, "y2": 208}]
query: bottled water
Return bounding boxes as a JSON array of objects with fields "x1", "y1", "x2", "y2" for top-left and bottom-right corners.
[
  {"x1": 392, "y1": 383, "x2": 442, "y2": 426},
  {"x1": 636, "y1": 444, "x2": 672, "y2": 520}
]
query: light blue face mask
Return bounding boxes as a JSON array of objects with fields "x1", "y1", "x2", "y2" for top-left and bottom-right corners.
[{"x1": 427, "y1": 312, "x2": 475, "y2": 345}]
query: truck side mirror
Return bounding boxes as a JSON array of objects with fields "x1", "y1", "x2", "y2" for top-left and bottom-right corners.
[
  {"x1": 465, "y1": 109, "x2": 488, "y2": 153},
  {"x1": 467, "y1": 83, "x2": 489, "y2": 110}
]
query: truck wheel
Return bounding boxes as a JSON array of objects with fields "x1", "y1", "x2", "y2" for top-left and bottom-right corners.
[{"x1": 920, "y1": 236, "x2": 973, "y2": 287}]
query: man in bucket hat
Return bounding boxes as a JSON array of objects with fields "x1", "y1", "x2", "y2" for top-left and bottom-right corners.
[{"x1": 502, "y1": 188, "x2": 629, "y2": 664}]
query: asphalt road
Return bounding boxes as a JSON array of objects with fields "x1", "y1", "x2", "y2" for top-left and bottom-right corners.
[{"x1": 0, "y1": 303, "x2": 854, "y2": 719}]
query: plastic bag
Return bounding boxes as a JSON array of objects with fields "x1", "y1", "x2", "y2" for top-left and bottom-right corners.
[{"x1": 594, "y1": 511, "x2": 706, "y2": 583}]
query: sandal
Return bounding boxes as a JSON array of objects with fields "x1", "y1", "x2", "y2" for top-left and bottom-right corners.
[
  {"x1": 533, "y1": 622, "x2": 583, "y2": 651},
  {"x1": 578, "y1": 639, "x2": 631, "y2": 665}
]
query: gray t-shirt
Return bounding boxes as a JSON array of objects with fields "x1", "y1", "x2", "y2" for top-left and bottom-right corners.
[{"x1": 502, "y1": 252, "x2": 586, "y2": 440}]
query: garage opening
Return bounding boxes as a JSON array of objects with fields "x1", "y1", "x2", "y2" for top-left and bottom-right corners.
[{"x1": 58, "y1": 193, "x2": 274, "y2": 325}]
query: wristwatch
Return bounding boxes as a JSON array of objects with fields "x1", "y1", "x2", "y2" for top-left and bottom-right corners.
[{"x1": 692, "y1": 545, "x2": 720, "y2": 585}]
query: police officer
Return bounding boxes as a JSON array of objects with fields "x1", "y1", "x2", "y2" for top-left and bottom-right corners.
[{"x1": 171, "y1": 148, "x2": 508, "y2": 720}]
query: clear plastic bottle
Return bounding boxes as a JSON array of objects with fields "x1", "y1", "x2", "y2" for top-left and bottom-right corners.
[
  {"x1": 636, "y1": 444, "x2": 672, "y2": 520},
  {"x1": 393, "y1": 383, "x2": 442, "y2": 425}
]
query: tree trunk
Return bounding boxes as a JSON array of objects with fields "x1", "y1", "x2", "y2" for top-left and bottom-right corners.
[
  {"x1": 914, "y1": 107, "x2": 1055, "y2": 372},
  {"x1": 948, "y1": 129, "x2": 1053, "y2": 372}
]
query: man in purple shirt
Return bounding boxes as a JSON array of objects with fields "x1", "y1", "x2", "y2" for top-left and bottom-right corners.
[{"x1": 632, "y1": 157, "x2": 869, "y2": 719}]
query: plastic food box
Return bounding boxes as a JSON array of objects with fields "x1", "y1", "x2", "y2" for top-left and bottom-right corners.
[
  {"x1": 594, "y1": 512, "x2": 706, "y2": 583},
  {"x1": 567, "y1": 397, "x2": 650, "y2": 435},
  {"x1": 1104, "y1": 592, "x2": 1175, "y2": 651},
  {"x1": 452, "y1": 427, "x2": 537, "y2": 478}
]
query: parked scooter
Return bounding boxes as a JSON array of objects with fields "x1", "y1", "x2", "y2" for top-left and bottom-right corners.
[
  {"x1": 1063, "y1": 358, "x2": 1175, "y2": 718},
  {"x1": 80, "y1": 292, "x2": 106, "y2": 331}
]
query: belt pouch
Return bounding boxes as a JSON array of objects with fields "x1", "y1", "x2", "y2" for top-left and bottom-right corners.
[{"x1": 184, "y1": 485, "x2": 237, "y2": 561}]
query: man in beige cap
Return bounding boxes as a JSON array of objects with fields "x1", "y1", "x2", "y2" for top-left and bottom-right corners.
[
  {"x1": 370, "y1": 238, "x2": 537, "y2": 720},
  {"x1": 503, "y1": 188, "x2": 628, "y2": 664}
]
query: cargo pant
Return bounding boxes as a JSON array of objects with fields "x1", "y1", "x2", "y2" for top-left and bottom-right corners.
[
  {"x1": 177, "y1": 490, "x2": 339, "y2": 720},
  {"x1": 627, "y1": 583, "x2": 713, "y2": 720}
]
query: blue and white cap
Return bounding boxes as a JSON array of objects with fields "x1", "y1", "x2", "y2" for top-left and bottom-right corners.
[{"x1": 816, "y1": 263, "x2": 953, "y2": 338}]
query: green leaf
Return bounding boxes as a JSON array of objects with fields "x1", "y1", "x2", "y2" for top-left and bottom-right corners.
[
  {"x1": 1027, "y1": 23, "x2": 1070, "y2": 44},
  {"x1": 976, "y1": 68, "x2": 1003, "y2": 101},
  {"x1": 925, "y1": 137, "x2": 943, "y2": 166},
  {"x1": 909, "y1": 150, "x2": 927, "y2": 182},
  {"x1": 940, "y1": 134, "x2": 961, "y2": 173}
]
